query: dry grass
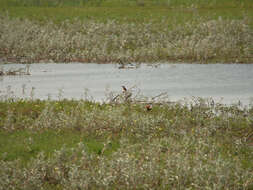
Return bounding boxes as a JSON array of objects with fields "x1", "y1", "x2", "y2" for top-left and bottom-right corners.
[{"x1": 0, "y1": 14, "x2": 252, "y2": 64}]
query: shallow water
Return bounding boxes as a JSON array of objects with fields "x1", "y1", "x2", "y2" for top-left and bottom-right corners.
[{"x1": 0, "y1": 63, "x2": 253, "y2": 105}]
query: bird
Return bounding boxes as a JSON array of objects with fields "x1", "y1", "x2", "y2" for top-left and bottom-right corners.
[
  {"x1": 122, "y1": 85, "x2": 127, "y2": 92},
  {"x1": 121, "y1": 86, "x2": 132, "y2": 101},
  {"x1": 146, "y1": 104, "x2": 152, "y2": 111}
]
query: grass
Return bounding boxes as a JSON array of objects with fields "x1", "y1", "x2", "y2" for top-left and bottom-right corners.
[
  {"x1": 1, "y1": 6, "x2": 252, "y2": 24},
  {"x1": 0, "y1": 1, "x2": 252, "y2": 188},
  {"x1": 0, "y1": 13, "x2": 252, "y2": 63},
  {"x1": 0, "y1": 129, "x2": 119, "y2": 165},
  {"x1": 0, "y1": 98, "x2": 252, "y2": 189},
  {"x1": 0, "y1": 0, "x2": 252, "y2": 24},
  {"x1": 0, "y1": 0, "x2": 252, "y2": 8},
  {"x1": 0, "y1": 0, "x2": 252, "y2": 63}
]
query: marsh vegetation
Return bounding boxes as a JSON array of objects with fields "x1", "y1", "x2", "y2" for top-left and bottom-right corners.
[
  {"x1": 0, "y1": 0, "x2": 252, "y2": 64},
  {"x1": 0, "y1": 15, "x2": 252, "y2": 64},
  {"x1": 0, "y1": 1, "x2": 253, "y2": 189},
  {"x1": 0, "y1": 98, "x2": 252, "y2": 189}
]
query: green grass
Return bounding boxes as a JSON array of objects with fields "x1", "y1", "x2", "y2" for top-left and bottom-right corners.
[
  {"x1": 1, "y1": 5, "x2": 252, "y2": 24},
  {"x1": 0, "y1": 129, "x2": 119, "y2": 165},
  {"x1": 0, "y1": 100, "x2": 120, "y2": 165},
  {"x1": 0, "y1": 0, "x2": 252, "y2": 8},
  {"x1": 0, "y1": 0, "x2": 252, "y2": 24}
]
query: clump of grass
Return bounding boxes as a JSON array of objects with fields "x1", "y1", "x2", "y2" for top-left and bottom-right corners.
[
  {"x1": 0, "y1": 98, "x2": 252, "y2": 189},
  {"x1": 0, "y1": 14, "x2": 252, "y2": 64}
]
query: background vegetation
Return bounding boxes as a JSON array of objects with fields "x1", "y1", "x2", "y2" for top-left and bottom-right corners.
[
  {"x1": 0, "y1": 0, "x2": 252, "y2": 63},
  {"x1": 0, "y1": 0, "x2": 252, "y2": 24},
  {"x1": 0, "y1": 0, "x2": 252, "y2": 8}
]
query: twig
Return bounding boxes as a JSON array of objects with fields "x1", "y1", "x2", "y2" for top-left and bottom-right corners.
[
  {"x1": 151, "y1": 92, "x2": 168, "y2": 100},
  {"x1": 111, "y1": 94, "x2": 120, "y2": 102}
]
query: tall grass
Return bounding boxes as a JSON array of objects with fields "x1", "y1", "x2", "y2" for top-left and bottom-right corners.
[
  {"x1": 0, "y1": 0, "x2": 252, "y2": 64},
  {"x1": 0, "y1": 98, "x2": 252, "y2": 189},
  {"x1": 0, "y1": 13, "x2": 252, "y2": 64}
]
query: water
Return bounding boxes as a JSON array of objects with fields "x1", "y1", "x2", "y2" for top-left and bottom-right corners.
[{"x1": 0, "y1": 63, "x2": 253, "y2": 105}]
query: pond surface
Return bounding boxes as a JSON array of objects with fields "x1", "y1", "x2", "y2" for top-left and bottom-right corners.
[{"x1": 0, "y1": 63, "x2": 253, "y2": 105}]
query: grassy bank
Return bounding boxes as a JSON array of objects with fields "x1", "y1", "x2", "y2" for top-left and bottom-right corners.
[
  {"x1": 0, "y1": 14, "x2": 252, "y2": 64},
  {"x1": 0, "y1": 0, "x2": 252, "y2": 64},
  {"x1": 0, "y1": 98, "x2": 252, "y2": 189}
]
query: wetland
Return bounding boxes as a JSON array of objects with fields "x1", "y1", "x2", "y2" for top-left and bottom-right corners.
[{"x1": 0, "y1": 1, "x2": 253, "y2": 189}]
